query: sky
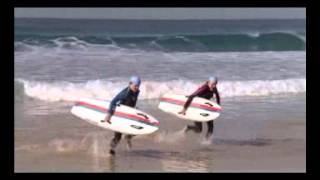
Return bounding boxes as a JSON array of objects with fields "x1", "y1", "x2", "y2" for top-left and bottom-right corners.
[{"x1": 14, "y1": 8, "x2": 306, "y2": 20}]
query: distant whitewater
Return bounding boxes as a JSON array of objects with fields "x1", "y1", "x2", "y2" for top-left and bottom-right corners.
[{"x1": 15, "y1": 78, "x2": 306, "y2": 102}]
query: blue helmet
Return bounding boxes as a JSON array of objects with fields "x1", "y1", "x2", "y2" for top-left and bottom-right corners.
[
  {"x1": 130, "y1": 76, "x2": 141, "y2": 86},
  {"x1": 209, "y1": 76, "x2": 218, "y2": 83}
]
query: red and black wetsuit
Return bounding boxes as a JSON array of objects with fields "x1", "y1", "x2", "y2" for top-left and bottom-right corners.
[{"x1": 183, "y1": 82, "x2": 220, "y2": 138}]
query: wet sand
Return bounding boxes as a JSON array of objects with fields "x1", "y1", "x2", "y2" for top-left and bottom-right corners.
[{"x1": 14, "y1": 94, "x2": 306, "y2": 172}]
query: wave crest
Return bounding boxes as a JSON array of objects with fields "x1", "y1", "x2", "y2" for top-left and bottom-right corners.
[
  {"x1": 15, "y1": 78, "x2": 306, "y2": 102},
  {"x1": 15, "y1": 32, "x2": 306, "y2": 53}
]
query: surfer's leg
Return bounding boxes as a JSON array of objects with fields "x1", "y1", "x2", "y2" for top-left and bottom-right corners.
[
  {"x1": 185, "y1": 122, "x2": 202, "y2": 133},
  {"x1": 125, "y1": 135, "x2": 134, "y2": 150},
  {"x1": 205, "y1": 120, "x2": 214, "y2": 139},
  {"x1": 195, "y1": 122, "x2": 203, "y2": 133},
  {"x1": 110, "y1": 132, "x2": 122, "y2": 155}
]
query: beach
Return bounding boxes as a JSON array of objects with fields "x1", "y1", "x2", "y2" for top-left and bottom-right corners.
[
  {"x1": 15, "y1": 94, "x2": 306, "y2": 172},
  {"x1": 14, "y1": 18, "x2": 306, "y2": 172}
]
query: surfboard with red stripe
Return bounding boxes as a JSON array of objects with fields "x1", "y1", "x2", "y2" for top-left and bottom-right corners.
[
  {"x1": 71, "y1": 98, "x2": 159, "y2": 135},
  {"x1": 158, "y1": 93, "x2": 222, "y2": 122}
]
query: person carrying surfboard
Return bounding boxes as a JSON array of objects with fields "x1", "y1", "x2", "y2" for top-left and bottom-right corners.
[
  {"x1": 104, "y1": 76, "x2": 141, "y2": 155},
  {"x1": 178, "y1": 76, "x2": 220, "y2": 140}
]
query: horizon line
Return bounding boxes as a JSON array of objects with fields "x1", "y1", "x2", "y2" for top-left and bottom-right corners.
[{"x1": 14, "y1": 17, "x2": 306, "y2": 20}]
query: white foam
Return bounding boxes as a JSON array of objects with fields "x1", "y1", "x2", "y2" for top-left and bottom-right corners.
[
  {"x1": 174, "y1": 35, "x2": 192, "y2": 42},
  {"x1": 16, "y1": 78, "x2": 306, "y2": 102},
  {"x1": 219, "y1": 79, "x2": 306, "y2": 97},
  {"x1": 246, "y1": 32, "x2": 261, "y2": 38}
]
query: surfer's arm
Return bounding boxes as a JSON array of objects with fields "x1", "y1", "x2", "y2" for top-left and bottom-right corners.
[
  {"x1": 183, "y1": 85, "x2": 207, "y2": 109},
  {"x1": 133, "y1": 91, "x2": 140, "y2": 108},
  {"x1": 179, "y1": 88, "x2": 204, "y2": 115},
  {"x1": 108, "y1": 88, "x2": 128, "y2": 115},
  {"x1": 214, "y1": 88, "x2": 221, "y2": 105},
  {"x1": 183, "y1": 95, "x2": 196, "y2": 109}
]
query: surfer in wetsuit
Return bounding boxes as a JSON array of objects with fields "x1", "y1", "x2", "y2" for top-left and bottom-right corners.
[
  {"x1": 104, "y1": 76, "x2": 141, "y2": 155},
  {"x1": 178, "y1": 76, "x2": 220, "y2": 140}
]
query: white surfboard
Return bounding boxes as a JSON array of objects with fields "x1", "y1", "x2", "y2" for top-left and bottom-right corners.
[
  {"x1": 158, "y1": 93, "x2": 222, "y2": 122},
  {"x1": 71, "y1": 98, "x2": 160, "y2": 135}
]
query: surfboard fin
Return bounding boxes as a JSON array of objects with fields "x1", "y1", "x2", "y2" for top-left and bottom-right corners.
[
  {"x1": 130, "y1": 125, "x2": 144, "y2": 130},
  {"x1": 200, "y1": 113, "x2": 209, "y2": 117},
  {"x1": 137, "y1": 113, "x2": 149, "y2": 119},
  {"x1": 204, "y1": 102, "x2": 213, "y2": 107}
]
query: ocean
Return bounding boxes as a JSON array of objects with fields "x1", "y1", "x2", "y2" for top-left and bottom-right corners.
[{"x1": 14, "y1": 18, "x2": 306, "y2": 172}]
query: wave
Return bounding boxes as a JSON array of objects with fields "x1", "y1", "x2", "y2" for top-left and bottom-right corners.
[
  {"x1": 14, "y1": 42, "x2": 36, "y2": 52},
  {"x1": 15, "y1": 78, "x2": 306, "y2": 102},
  {"x1": 15, "y1": 32, "x2": 306, "y2": 53}
]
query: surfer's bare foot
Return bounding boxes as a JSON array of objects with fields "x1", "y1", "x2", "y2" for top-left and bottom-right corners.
[{"x1": 109, "y1": 149, "x2": 115, "y2": 155}]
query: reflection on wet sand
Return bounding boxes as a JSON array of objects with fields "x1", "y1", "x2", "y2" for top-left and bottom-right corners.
[
  {"x1": 91, "y1": 154, "x2": 116, "y2": 172},
  {"x1": 127, "y1": 149, "x2": 213, "y2": 172},
  {"x1": 80, "y1": 132, "x2": 117, "y2": 172},
  {"x1": 160, "y1": 151, "x2": 212, "y2": 172}
]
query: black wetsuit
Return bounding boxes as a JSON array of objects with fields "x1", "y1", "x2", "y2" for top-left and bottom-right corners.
[
  {"x1": 109, "y1": 87, "x2": 140, "y2": 151},
  {"x1": 184, "y1": 83, "x2": 220, "y2": 138}
]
